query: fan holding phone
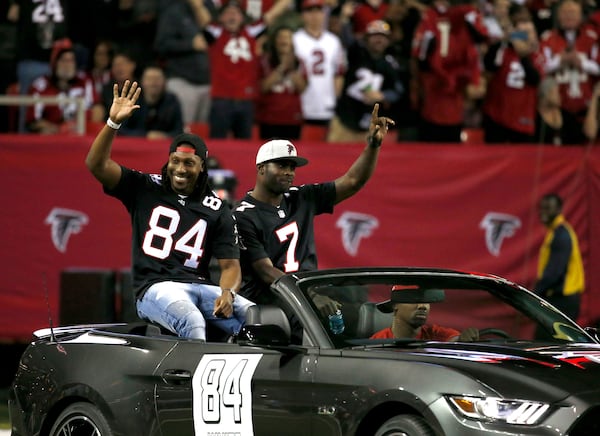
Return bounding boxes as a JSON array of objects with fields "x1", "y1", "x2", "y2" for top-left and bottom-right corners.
[{"x1": 480, "y1": 3, "x2": 545, "y2": 143}]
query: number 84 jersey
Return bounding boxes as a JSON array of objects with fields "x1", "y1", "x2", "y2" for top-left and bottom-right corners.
[{"x1": 106, "y1": 167, "x2": 239, "y2": 295}]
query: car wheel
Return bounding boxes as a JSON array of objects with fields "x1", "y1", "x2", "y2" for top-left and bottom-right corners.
[
  {"x1": 374, "y1": 414, "x2": 436, "y2": 436},
  {"x1": 49, "y1": 402, "x2": 114, "y2": 436}
]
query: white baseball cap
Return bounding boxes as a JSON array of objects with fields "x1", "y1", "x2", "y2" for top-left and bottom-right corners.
[{"x1": 255, "y1": 139, "x2": 309, "y2": 167}]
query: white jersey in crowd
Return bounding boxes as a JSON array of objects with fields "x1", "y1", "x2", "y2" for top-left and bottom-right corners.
[{"x1": 293, "y1": 28, "x2": 347, "y2": 121}]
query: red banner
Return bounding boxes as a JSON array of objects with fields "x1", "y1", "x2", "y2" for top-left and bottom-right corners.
[{"x1": 1, "y1": 134, "x2": 598, "y2": 340}]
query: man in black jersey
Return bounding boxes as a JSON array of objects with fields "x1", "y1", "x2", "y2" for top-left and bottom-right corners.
[
  {"x1": 85, "y1": 80, "x2": 254, "y2": 341},
  {"x1": 234, "y1": 104, "x2": 394, "y2": 312}
]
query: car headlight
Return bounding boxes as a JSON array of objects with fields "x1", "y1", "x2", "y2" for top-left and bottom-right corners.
[{"x1": 445, "y1": 395, "x2": 550, "y2": 425}]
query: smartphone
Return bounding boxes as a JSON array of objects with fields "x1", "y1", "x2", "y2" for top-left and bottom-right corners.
[{"x1": 509, "y1": 30, "x2": 528, "y2": 41}]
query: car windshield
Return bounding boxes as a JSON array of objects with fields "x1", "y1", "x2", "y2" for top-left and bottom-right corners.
[{"x1": 298, "y1": 272, "x2": 593, "y2": 347}]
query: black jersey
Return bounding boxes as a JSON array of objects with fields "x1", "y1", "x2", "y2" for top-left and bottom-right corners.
[
  {"x1": 15, "y1": 0, "x2": 69, "y2": 62},
  {"x1": 335, "y1": 41, "x2": 401, "y2": 131},
  {"x1": 106, "y1": 166, "x2": 239, "y2": 297},
  {"x1": 233, "y1": 182, "x2": 336, "y2": 301}
]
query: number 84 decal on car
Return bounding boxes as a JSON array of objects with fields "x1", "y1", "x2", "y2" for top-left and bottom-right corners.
[{"x1": 192, "y1": 354, "x2": 263, "y2": 436}]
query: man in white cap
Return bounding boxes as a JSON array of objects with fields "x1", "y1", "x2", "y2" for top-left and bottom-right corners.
[{"x1": 233, "y1": 104, "x2": 394, "y2": 312}]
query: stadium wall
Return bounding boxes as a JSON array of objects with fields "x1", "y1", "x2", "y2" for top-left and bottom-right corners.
[{"x1": 1, "y1": 134, "x2": 598, "y2": 340}]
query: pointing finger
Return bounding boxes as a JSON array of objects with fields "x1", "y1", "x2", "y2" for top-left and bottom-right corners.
[{"x1": 371, "y1": 103, "x2": 380, "y2": 121}]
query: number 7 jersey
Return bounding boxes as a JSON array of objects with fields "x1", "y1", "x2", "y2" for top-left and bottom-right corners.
[
  {"x1": 105, "y1": 166, "x2": 240, "y2": 297},
  {"x1": 233, "y1": 182, "x2": 336, "y2": 301}
]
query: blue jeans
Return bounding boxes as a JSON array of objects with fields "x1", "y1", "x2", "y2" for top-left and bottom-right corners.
[{"x1": 136, "y1": 281, "x2": 255, "y2": 340}]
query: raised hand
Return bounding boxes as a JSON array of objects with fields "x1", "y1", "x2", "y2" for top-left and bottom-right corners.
[
  {"x1": 109, "y1": 80, "x2": 142, "y2": 124},
  {"x1": 367, "y1": 103, "x2": 395, "y2": 148}
]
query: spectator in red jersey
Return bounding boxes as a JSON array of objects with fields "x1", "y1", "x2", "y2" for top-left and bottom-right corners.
[
  {"x1": 256, "y1": 25, "x2": 308, "y2": 140},
  {"x1": 196, "y1": 0, "x2": 288, "y2": 138},
  {"x1": 540, "y1": 0, "x2": 600, "y2": 126},
  {"x1": 535, "y1": 76, "x2": 598, "y2": 144},
  {"x1": 26, "y1": 38, "x2": 101, "y2": 134},
  {"x1": 482, "y1": 4, "x2": 545, "y2": 143},
  {"x1": 411, "y1": 0, "x2": 488, "y2": 142}
]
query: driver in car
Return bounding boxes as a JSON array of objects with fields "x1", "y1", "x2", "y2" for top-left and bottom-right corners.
[{"x1": 371, "y1": 285, "x2": 479, "y2": 341}]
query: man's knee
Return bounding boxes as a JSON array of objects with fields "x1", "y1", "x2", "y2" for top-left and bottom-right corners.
[{"x1": 167, "y1": 300, "x2": 206, "y2": 339}]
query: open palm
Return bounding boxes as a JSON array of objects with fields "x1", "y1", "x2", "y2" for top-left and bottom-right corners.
[{"x1": 109, "y1": 80, "x2": 142, "y2": 124}]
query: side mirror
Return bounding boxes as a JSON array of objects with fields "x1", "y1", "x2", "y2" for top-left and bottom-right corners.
[{"x1": 237, "y1": 324, "x2": 291, "y2": 347}]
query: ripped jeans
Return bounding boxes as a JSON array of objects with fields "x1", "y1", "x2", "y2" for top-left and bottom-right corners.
[{"x1": 136, "y1": 281, "x2": 255, "y2": 340}]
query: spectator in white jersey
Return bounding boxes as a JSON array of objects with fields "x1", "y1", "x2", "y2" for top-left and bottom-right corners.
[
  {"x1": 233, "y1": 104, "x2": 394, "y2": 310},
  {"x1": 85, "y1": 80, "x2": 254, "y2": 342},
  {"x1": 293, "y1": 0, "x2": 347, "y2": 130}
]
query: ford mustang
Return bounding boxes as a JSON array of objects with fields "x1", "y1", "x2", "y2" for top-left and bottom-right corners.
[{"x1": 8, "y1": 267, "x2": 600, "y2": 435}]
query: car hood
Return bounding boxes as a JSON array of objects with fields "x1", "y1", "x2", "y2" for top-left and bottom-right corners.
[{"x1": 352, "y1": 341, "x2": 600, "y2": 399}]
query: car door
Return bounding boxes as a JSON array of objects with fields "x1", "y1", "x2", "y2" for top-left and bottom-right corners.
[{"x1": 153, "y1": 340, "x2": 317, "y2": 436}]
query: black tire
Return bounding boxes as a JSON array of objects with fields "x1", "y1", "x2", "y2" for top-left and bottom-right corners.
[
  {"x1": 374, "y1": 414, "x2": 436, "y2": 436},
  {"x1": 49, "y1": 402, "x2": 114, "y2": 436}
]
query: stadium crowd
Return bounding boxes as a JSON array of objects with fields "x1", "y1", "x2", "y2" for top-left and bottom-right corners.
[{"x1": 2, "y1": 0, "x2": 600, "y2": 144}]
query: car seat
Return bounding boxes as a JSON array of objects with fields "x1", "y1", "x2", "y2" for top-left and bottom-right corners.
[
  {"x1": 245, "y1": 305, "x2": 291, "y2": 342},
  {"x1": 356, "y1": 302, "x2": 393, "y2": 338}
]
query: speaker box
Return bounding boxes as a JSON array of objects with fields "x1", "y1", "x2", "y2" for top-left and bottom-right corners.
[
  {"x1": 59, "y1": 269, "x2": 116, "y2": 325},
  {"x1": 117, "y1": 269, "x2": 140, "y2": 323}
]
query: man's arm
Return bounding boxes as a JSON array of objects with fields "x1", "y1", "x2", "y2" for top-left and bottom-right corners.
[
  {"x1": 251, "y1": 257, "x2": 341, "y2": 315},
  {"x1": 536, "y1": 227, "x2": 572, "y2": 294},
  {"x1": 85, "y1": 80, "x2": 141, "y2": 189},
  {"x1": 213, "y1": 258, "x2": 242, "y2": 318},
  {"x1": 333, "y1": 104, "x2": 395, "y2": 204},
  {"x1": 263, "y1": 0, "x2": 292, "y2": 27},
  {"x1": 251, "y1": 257, "x2": 285, "y2": 285}
]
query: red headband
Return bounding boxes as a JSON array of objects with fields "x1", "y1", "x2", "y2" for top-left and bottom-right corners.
[{"x1": 175, "y1": 145, "x2": 196, "y2": 154}]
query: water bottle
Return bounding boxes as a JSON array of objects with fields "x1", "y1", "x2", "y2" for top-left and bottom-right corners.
[{"x1": 328, "y1": 309, "x2": 345, "y2": 335}]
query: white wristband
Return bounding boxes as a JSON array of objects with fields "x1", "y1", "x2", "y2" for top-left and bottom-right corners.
[{"x1": 106, "y1": 118, "x2": 122, "y2": 130}]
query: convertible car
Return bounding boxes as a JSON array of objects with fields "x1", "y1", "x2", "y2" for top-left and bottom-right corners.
[{"x1": 9, "y1": 267, "x2": 600, "y2": 436}]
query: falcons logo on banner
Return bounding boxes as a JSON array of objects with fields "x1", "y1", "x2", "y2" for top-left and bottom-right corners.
[
  {"x1": 479, "y1": 212, "x2": 521, "y2": 256},
  {"x1": 45, "y1": 207, "x2": 89, "y2": 253},
  {"x1": 336, "y1": 211, "x2": 379, "y2": 256}
]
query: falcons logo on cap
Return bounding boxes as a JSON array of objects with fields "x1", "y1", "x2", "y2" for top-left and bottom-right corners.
[
  {"x1": 336, "y1": 211, "x2": 379, "y2": 256},
  {"x1": 479, "y1": 212, "x2": 521, "y2": 256},
  {"x1": 45, "y1": 207, "x2": 89, "y2": 253},
  {"x1": 287, "y1": 144, "x2": 295, "y2": 155}
]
